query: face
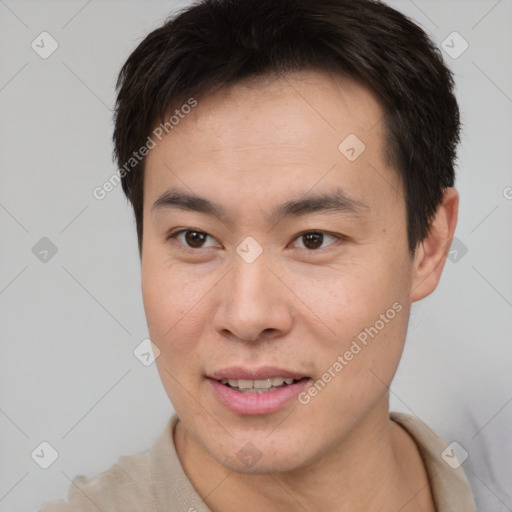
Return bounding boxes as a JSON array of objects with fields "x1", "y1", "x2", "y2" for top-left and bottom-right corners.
[{"x1": 141, "y1": 71, "x2": 415, "y2": 474}]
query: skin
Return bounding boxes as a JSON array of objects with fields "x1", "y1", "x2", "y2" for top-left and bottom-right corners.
[{"x1": 141, "y1": 70, "x2": 458, "y2": 512}]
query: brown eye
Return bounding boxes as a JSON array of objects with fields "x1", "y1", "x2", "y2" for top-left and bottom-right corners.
[
  {"x1": 168, "y1": 229, "x2": 219, "y2": 249},
  {"x1": 292, "y1": 231, "x2": 338, "y2": 250},
  {"x1": 302, "y1": 232, "x2": 324, "y2": 249},
  {"x1": 184, "y1": 230, "x2": 207, "y2": 248}
]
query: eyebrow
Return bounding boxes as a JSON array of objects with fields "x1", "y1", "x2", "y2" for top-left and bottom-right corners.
[{"x1": 151, "y1": 187, "x2": 369, "y2": 223}]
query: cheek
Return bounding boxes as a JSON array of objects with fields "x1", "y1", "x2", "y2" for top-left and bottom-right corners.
[
  {"x1": 292, "y1": 256, "x2": 411, "y2": 394},
  {"x1": 141, "y1": 254, "x2": 207, "y2": 358},
  {"x1": 141, "y1": 257, "x2": 210, "y2": 411},
  {"x1": 292, "y1": 254, "x2": 409, "y2": 333}
]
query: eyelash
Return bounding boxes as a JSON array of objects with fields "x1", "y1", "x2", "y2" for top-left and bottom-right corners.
[{"x1": 166, "y1": 228, "x2": 344, "y2": 252}]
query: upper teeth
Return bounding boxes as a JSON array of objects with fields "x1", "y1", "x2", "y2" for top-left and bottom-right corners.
[{"x1": 220, "y1": 377, "x2": 295, "y2": 389}]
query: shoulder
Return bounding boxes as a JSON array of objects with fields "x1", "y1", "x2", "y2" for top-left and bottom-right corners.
[
  {"x1": 38, "y1": 415, "x2": 180, "y2": 512},
  {"x1": 390, "y1": 411, "x2": 477, "y2": 512},
  {"x1": 38, "y1": 450, "x2": 153, "y2": 512}
]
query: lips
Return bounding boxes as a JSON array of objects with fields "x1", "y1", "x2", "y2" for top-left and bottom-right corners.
[
  {"x1": 208, "y1": 376, "x2": 311, "y2": 415},
  {"x1": 208, "y1": 366, "x2": 309, "y2": 381},
  {"x1": 207, "y1": 366, "x2": 311, "y2": 414}
]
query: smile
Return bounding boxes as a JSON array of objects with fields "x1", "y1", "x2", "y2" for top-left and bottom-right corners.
[{"x1": 219, "y1": 377, "x2": 308, "y2": 393}]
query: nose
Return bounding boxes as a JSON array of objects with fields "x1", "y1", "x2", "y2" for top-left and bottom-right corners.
[{"x1": 213, "y1": 255, "x2": 294, "y2": 343}]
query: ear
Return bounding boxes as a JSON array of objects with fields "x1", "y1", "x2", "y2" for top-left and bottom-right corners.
[{"x1": 409, "y1": 187, "x2": 459, "y2": 302}]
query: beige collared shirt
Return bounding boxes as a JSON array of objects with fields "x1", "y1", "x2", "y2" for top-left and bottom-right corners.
[{"x1": 39, "y1": 412, "x2": 477, "y2": 511}]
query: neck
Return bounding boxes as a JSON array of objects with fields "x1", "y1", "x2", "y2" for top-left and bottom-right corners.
[{"x1": 174, "y1": 396, "x2": 435, "y2": 512}]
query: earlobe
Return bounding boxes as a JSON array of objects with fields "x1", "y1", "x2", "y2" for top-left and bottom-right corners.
[{"x1": 409, "y1": 187, "x2": 459, "y2": 302}]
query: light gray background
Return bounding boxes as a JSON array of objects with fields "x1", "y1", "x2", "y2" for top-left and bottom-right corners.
[{"x1": 0, "y1": 1, "x2": 511, "y2": 510}]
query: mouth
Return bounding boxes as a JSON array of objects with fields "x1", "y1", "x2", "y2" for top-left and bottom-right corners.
[
  {"x1": 218, "y1": 377, "x2": 310, "y2": 393},
  {"x1": 206, "y1": 367, "x2": 312, "y2": 415}
]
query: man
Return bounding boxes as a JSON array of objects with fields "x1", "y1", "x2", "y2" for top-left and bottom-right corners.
[{"x1": 40, "y1": 0, "x2": 477, "y2": 510}]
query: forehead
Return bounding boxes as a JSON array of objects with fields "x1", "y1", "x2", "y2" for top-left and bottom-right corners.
[
  {"x1": 143, "y1": 70, "x2": 398, "y2": 218},
  {"x1": 164, "y1": 70, "x2": 384, "y2": 157}
]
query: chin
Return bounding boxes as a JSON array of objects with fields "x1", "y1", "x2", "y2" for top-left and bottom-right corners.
[
  {"x1": 220, "y1": 446, "x2": 309, "y2": 475},
  {"x1": 204, "y1": 427, "x2": 315, "y2": 475}
]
